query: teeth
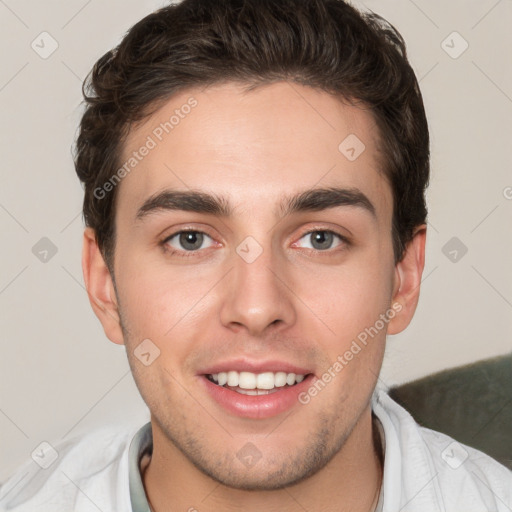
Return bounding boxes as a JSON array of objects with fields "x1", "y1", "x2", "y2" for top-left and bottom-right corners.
[
  {"x1": 286, "y1": 373, "x2": 296, "y2": 386},
  {"x1": 236, "y1": 388, "x2": 273, "y2": 396},
  {"x1": 274, "y1": 372, "x2": 287, "y2": 387},
  {"x1": 256, "y1": 372, "x2": 274, "y2": 389},
  {"x1": 208, "y1": 370, "x2": 307, "y2": 390},
  {"x1": 227, "y1": 371, "x2": 238, "y2": 387},
  {"x1": 239, "y1": 372, "x2": 257, "y2": 389}
]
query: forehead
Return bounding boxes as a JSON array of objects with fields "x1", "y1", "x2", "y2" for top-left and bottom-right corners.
[{"x1": 116, "y1": 81, "x2": 392, "y2": 225}]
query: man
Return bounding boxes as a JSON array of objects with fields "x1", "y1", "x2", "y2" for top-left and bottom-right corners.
[{"x1": 1, "y1": 0, "x2": 510, "y2": 511}]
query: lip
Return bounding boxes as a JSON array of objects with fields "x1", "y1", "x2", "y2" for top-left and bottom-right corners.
[
  {"x1": 199, "y1": 373, "x2": 315, "y2": 419},
  {"x1": 198, "y1": 358, "x2": 313, "y2": 376}
]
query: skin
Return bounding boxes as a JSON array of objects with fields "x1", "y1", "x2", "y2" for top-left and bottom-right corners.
[{"x1": 82, "y1": 81, "x2": 426, "y2": 512}]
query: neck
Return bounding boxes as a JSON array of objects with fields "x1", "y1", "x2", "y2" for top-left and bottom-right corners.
[{"x1": 143, "y1": 405, "x2": 383, "y2": 512}]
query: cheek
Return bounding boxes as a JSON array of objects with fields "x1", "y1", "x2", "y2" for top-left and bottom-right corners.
[
  {"x1": 298, "y1": 256, "x2": 394, "y2": 337},
  {"x1": 115, "y1": 256, "x2": 219, "y2": 346}
]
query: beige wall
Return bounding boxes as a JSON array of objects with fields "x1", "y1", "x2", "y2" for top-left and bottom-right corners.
[{"x1": 1, "y1": 0, "x2": 511, "y2": 483}]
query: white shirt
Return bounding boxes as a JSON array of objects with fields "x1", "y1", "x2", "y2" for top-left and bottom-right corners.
[{"x1": 1, "y1": 390, "x2": 510, "y2": 512}]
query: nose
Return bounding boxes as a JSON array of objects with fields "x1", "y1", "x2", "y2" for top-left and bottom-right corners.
[{"x1": 219, "y1": 238, "x2": 296, "y2": 337}]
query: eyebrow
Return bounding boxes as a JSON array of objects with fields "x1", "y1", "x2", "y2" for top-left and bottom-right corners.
[{"x1": 135, "y1": 186, "x2": 376, "y2": 221}]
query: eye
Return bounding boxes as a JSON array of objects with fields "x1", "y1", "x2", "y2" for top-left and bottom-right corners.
[
  {"x1": 294, "y1": 229, "x2": 348, "y2": 251},
  {"x1": 163, "y1": 230, "x2": 215, "y2": 254}
]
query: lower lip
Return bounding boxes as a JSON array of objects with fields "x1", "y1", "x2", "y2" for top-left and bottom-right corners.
[{"x1": 199, "y1": 374, "x2": 314, "y2": 419}]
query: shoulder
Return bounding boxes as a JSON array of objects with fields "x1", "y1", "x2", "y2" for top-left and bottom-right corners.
[
  {"x1": 419, "y1": 425, "x2": 512, "y2": 504},
  {"x1": 372, "y1": 389, "x2": 512, "y2": 512},
  {"x1": 0, "y1": 421, "x2": 144, "y2": 512}
]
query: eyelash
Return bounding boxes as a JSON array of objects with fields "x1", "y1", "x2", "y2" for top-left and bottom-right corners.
[{"x1": 160, "y1": 227, "x2": 350, "y2": 258}]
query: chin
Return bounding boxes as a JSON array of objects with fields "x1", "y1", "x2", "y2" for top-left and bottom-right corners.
[
  {"x1": 197, "y1": 463, "x2": 319, "y2": 491},
  {"x1": 185, "y1": 431, "x2": 338, "y2": 491}
]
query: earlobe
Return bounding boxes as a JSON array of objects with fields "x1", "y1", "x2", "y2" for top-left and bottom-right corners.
[
  {"x1": 82, "y1": 227, "x2": 125, "y2": 345},
  {"x1": 387, "y1": 225, "x2": 427, "y2": 335}
]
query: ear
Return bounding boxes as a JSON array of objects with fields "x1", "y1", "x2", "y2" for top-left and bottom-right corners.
[
  {"x1": 387, "y1": 224, "x2": 427, "y2": 335},
  {"x1": 82, "y1": 227, "x2": 125, "y2": 345}
]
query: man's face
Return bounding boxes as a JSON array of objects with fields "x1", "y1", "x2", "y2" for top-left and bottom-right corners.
[{"x1": 100, "y1": 81, "x2": 400, "y2": 489}]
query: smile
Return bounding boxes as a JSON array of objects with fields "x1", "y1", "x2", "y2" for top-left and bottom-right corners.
[
  {"x1": 200, "y1": 367, "x2": 314, "y2": 419},
  {"x1": 206, "y1": 371, "x2": 306, "y2": 395}
]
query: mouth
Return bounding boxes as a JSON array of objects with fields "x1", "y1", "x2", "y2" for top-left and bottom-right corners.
[{"x1": 199, "y1": 366, "x2": 314, "y2": 419}]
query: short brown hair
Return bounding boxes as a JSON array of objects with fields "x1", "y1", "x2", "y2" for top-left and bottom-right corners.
[{"x1": 74, "y1": 0, "x2": 429, "y2": 271}]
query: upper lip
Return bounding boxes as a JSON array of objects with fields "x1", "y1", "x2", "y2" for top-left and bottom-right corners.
[{"x1": 199, "y1": 358, "x2": 313, "y2": 376}]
